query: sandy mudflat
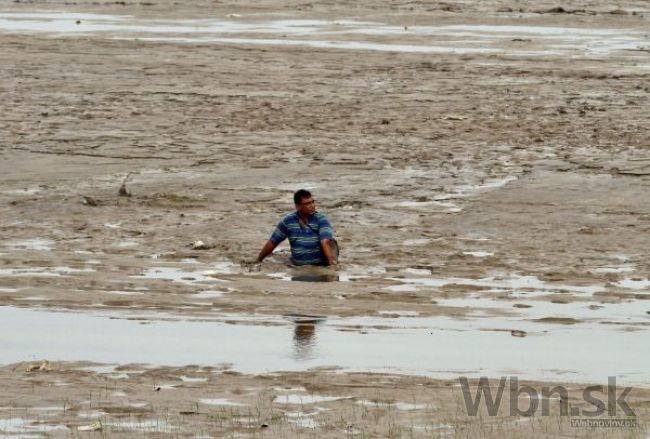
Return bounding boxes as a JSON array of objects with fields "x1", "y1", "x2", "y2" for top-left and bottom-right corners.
[{"x1": 1, "y1": 0, "x2": 649, "y2": 436}]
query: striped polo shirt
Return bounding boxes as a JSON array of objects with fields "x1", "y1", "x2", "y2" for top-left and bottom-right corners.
[{"x1": 270, "y1": 211, "x2": 334, "y2": 266}]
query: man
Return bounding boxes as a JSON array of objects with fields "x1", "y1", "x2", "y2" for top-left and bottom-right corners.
[{"x1": 257, "y1": 189, "x2": 338, "y2": 266}]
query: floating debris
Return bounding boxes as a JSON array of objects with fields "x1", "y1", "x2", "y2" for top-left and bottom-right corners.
[{"x1": 78, "y1": 421, "x2": 102, "y2": 431}]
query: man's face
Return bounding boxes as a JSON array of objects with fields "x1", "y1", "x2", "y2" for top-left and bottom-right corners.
[{"x1": 296, "y1": 196, "x2": 316, "y2": 216}]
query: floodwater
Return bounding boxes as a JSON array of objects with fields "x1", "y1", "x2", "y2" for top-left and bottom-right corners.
[
  {"x1": 1, "y1": 306, "x2": 648, "y2": 386},
  {"x1": 0, "y1": 12, "x2": 647, "y2": 57}
]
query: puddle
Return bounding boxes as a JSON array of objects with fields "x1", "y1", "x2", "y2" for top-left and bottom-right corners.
[
  {"x1": 0, "y1": 307, "x2": 648, "y2": 386},
  {"x1": 199, "y1": 398, "x2": 243, "y2": 406},
  {"x1": 269, "y1": 265, "x2": 385, "y2": 283},
  {"x1": 287, "y1": 416, "x2": 319, "y2": 429},
  {"x1": 5, "y1": 239, "x2": 54, "y2": 251},
  {"x1": 180, "y1": 375, "x2": 207, "y2": 383},
  {"x1": 616, "y1": 278, "x2": 650, "y2": 291},
  {"x1": 592, "y1": 266, "x2": 635, "y2": 273},
  {"x1": 386, "y1": 200, "x2": 461, "y2": 212},
  {"x1": 437, "y1": 296, "x2": 649, "y2": 324},
  {"x1": 192, "y1": 289, "x2": 232, "y2": 299},
  {"x1": 0, "y1": 266, "x2": 95, "y2": 277},
  {"x1": 113, "y1": 241, "x2": 140, "y2": 248},
  {"x1": 403, "y1": 238, "x2": 431, "y2": 246},
  {"x1": 0, "y1": 417, "x2": 68, "y2": 433},
  {"x1": 105, "y1": 419, "x2": 172, "y2": 432},
  {"x1": 107, "y1": 290, "x2": 145, "y2": 296},
  {"x1": 2, "y1": 186, "x2": 41, "y2": 195},
  {"x1": 78, "y1": 410, "x2": 108, "y2": 419},
  {"x1": 463, "y1": 251, "x2": 494, "y2": 257},
  {"x1": 387, "y1": 274, "x2": 605, "y2": 296},
  {"x1": 133, "y1": 264, "x2": 235, "y2": 284},
  {"x1": 357, "y1": 400, "x2": 429, "y2": 410},
  {"x1": 0, "y1": 12, "x2": 646, "y2": 58},
  {"x1": 275, "y1": 394, "x2": 350, "y2": 404},
  {"x1": 77, "y1": 364, "x2": 118, "y2": 374}
]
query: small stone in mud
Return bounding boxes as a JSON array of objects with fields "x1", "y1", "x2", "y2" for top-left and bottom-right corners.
[
  {"x1": 511, "y1": 330, "x2": 527, "y2": 338},
  {"x1": 26, "y1": 360, "x2": 52, "y2": 372},
  {"x1": 81, "y1": 196, "x2": 98, "y2": 206},
  {"x1": 191, "y1": 240, "x2": 213, "y2": 250}
]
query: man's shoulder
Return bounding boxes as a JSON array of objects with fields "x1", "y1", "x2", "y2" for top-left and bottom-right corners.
[
  {"x1": 313, "y1": 211, "x2": 331, "y2": 222},
  {"x1": 279, "y1": 212, "x2": 299, "y2": 224}
]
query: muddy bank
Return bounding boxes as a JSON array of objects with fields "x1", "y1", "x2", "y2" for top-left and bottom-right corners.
[{"x1": 2, "y1": 361, "x2": 649, "y2": 437}]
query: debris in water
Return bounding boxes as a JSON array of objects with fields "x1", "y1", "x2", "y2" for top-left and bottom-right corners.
[
  {"x1": 511, "y1": 330, "x2": 527, "y2": 338},
  {"x1": 78, "y1": 421, "x2": 102, "y2": 431},
  {"x1": 118, "y1": 173, "x2": 132, "y2": 197},
  {"x1": 26, "y1": 360, "x2": 52, "y2": 372},
  {"x1": 191, "y1": 240, "x2": 213, "y2": 250}
]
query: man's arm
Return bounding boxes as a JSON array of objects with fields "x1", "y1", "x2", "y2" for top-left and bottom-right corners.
[
  {"x1": 320, "y1": 239, "x2": 337, "y2": 266},
  {"x1": 257, "y1": 240, "x2": 278, "y2": 263}
]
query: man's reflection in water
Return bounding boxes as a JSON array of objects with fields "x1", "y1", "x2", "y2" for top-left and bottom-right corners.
[{"x1": 293, "y1": 323, "x2": 317, "y2": 360}]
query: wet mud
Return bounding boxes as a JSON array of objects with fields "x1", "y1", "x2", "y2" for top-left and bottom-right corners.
[{"x1": 1, "y1": 0, "x2": 650, "y2": 436}]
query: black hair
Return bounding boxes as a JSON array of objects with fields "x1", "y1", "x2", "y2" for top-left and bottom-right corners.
[{"x1": 294, "y1": 189, "x2": 312, "y2": 205}]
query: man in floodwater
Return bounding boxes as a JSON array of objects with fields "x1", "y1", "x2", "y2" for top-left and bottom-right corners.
[{"x1": 256, "y1": 189, "x2": 338, "y2": 266}]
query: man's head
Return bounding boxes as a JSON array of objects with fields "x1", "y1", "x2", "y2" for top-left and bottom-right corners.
[{"x1": 294, "y1": 189, "x2": 316, "y2": 216}]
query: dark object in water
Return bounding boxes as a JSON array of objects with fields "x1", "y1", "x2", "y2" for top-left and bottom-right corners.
[
  {"x1": 291, "y1": 273, "x2": 339, "y2": 282},
  {"x1": 81, "y1": 196, "x2": 98, "y2": 206},
  {"x1": 283, "y1": 313, "x2": 327, "y2": 324}
]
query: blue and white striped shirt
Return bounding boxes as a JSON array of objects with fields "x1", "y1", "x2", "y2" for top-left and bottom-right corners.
[{"x1": 270, "y1": 211, "x2": 334, "y2": 265}]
